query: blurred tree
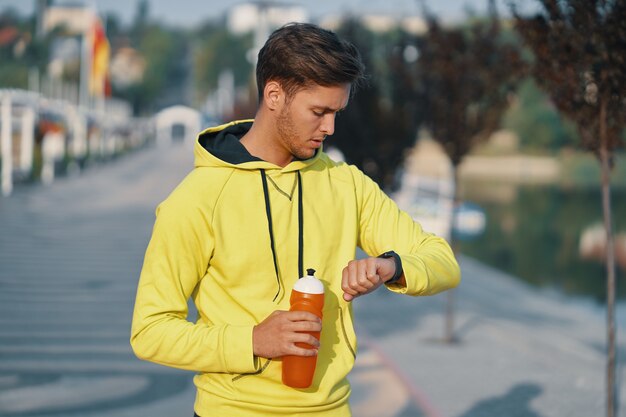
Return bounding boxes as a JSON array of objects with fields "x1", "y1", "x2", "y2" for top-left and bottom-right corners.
[
  {"x1": 130, "y1": 0, "x2": 149, "y2": 48},
  {"x1": 109, "y1": 0, "x2": 191, "y2": 114},
  {"x1": 332, "y1": 19, "x2": 423, "y2": 191},
  {"x1": 512, "y1": 1, "x2": 626, "y2": 415},
  {"x1": 415, "y1": 3, "x2": 526, "y2": 343},
  {"x1": 192, "y1": 23, "x2": 253, "y2": 107},
  {"x1": 0, "y1": 10, "x2": 50, "y2": 89},
  {"x1": 114, "y1": 24, "x2": 186, "y2": 115},
  {"x1": 503, "y1": 78, "x2": 580, "y2": 152},
  {"x1": 104, "y1": 13, "x2": 123, "y2": 44}
]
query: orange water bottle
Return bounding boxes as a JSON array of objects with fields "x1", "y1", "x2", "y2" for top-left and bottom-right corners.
[{"x1": 282, "y1": 268, "x2": 325, "y2": 388}]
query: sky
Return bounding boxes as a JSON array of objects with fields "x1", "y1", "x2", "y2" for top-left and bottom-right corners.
[{"x1": 0, "y1": 0, "x2": 535, "y2": 27}]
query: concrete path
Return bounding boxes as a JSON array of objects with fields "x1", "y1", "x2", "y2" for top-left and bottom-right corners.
[
  {"x1": 0, "y1": 141, "x2": 623, "y2": 417},
  {"x1": 0, "y1": 143, "x2": 197, "y2": 417},
  {"x1": 352, "y1": 255, "x2": 626, "y2": 417}
]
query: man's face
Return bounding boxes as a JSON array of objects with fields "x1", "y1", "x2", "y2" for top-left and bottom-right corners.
[{"x1": 275, "y1": 83, "x2": 350, "y2": 161}]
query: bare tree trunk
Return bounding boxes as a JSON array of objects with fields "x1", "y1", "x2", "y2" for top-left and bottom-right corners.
[
  {"x1": 599, "y1": 98, "x2": 617, "y2": 417},
  {"x1": 444, "y1": 165, "x2": 460, "y2": 344}
]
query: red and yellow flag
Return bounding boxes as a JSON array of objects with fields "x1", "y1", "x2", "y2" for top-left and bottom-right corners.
[{"x1": 89, "y1": 16, "x2": 111, "y2": 97}]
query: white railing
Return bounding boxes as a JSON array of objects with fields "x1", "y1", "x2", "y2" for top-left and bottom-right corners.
[{"x1": 0, "y1": 88, "x2": 154, "y2": 196}]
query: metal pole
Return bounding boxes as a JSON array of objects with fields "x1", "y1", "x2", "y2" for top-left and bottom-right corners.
[
  {"x1": 79, "y1": 22, "x2": 91, "y2": 109},
  {"x1": 20, "y1": 106, "x2": 35, "y2": 177},
  {"x1": 72, "y1": 108, "x2": 87, "y2": 161},
  {"x1": 1, "y1": 94, "x2": 13, "y2": 196}
]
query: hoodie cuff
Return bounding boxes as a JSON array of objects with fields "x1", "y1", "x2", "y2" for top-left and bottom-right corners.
[{"x1": 223, "y1": 325, "x2": 257, "y2": 373}]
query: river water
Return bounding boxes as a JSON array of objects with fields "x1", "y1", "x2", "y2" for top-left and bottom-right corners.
[{"x1": 459, "y1": 181, "x2": 626, "y2": 303}]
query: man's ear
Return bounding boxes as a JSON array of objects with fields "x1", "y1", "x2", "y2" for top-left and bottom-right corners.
[{"x1": 263, "y1": 81, "x2": 283, "y2": 111}]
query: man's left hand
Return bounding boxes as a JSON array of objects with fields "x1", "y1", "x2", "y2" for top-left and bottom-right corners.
[{"x1": 341, "y1": 257, "x2": 397, "y2": 302}]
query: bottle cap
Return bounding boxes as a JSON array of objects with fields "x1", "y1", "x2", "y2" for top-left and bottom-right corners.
[{"x1": 293, "y1": 268, "x2": 324, "y2": 294}]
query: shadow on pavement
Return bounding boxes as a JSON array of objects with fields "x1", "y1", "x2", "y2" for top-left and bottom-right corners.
[
  {"x1": 0, "y1": 371, "x2": 191, "y2": 417},
  {"x1": 457, "y1": 383, "x2": 544, "y2": 417}
]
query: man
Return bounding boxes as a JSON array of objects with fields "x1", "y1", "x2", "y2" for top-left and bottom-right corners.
[{"x1": 131, "y1": 22, "x2": 460, "y2": 416}]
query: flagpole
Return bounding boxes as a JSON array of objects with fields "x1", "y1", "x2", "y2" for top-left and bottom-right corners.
[{"x1": 79, "y1": 12, "x2": 91, "y2": 110}]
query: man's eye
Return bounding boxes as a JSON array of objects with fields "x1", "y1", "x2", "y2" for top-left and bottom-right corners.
[{"x1": 313, "y1": 110, "x2": 324, "y2": 117}]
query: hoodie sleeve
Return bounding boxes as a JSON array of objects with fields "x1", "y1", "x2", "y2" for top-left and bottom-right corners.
[
  {"x1": 130, "y1": 177, "x2": 257, "y2": 374},
  {"x1": 350, "y1": 165, "x2": 461, "y2": 295}
]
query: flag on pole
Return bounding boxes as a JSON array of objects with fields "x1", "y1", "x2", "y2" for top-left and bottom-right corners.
[{"x1": 88, "y1": 15, "x2": 110, "y2": 97}]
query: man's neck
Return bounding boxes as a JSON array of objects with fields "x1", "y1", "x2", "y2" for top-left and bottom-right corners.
[{"x1": 240, "y1": 117, "x2": 292, "y2": 167}]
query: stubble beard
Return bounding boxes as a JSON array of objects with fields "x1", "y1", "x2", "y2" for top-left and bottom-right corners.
[{"x1": 276, "y1": 105, "x2": 313, "y2": 161}]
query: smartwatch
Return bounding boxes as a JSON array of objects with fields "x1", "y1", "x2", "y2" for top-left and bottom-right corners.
[{"x1": 377, "y1": 250, "x2": 403, "y2": 284}]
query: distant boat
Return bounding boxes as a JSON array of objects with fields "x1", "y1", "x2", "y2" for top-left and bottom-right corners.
[
  {"x1": 579, "y1": 223, "x2": 626, "y2": 270},
  {"x1": 452, "y1": 202, "x2": 487, "y2": 241}
]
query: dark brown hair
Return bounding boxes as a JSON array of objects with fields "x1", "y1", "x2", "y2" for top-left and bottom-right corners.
[{"x1": 256, "y1": 22, "x2": 365, "y2": 101}]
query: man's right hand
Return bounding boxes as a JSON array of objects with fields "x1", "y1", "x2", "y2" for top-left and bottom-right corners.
[{"x1": 252, "y1": 310, "x2": 322, "y2": 358}]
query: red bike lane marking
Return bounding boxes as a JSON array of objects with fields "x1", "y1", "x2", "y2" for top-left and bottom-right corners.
[{"x1": 360, "y1": 337, "x2": 445, "y2": 417}]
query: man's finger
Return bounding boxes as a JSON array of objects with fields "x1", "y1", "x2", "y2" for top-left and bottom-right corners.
[
  {"x1": 342, "y1": 267, "x2": 359, "y2": 295},
  {"x1": 347, "y1": 277, "x2": 369, "y2": 294},
  {"x1": 285, "y1": 310, "x2": 321, "y2": 323},
  {"x1": 287, "y1": 320, "x2": 322, "y2": 332},
  {"x1": 291, "y1": 332, "x2": 321, "y2": 348},
  {"x1": 289, "y1": 345, "x2": 319, "y2": 357},
  {"x1": 358, "y1": 273, "x2": 377, "y2": 289}
]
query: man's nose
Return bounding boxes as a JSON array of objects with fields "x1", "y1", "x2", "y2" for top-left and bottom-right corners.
[{"x1": 320, "y1": 113, "x2": 335, "y2": 136}]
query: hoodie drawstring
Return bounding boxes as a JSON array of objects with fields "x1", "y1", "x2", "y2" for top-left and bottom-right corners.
[
  {"x1": 297, "y1": 170, "x2": 303, "y2": 280},
  {"x1": 260, "y1": 170, "x2": 303, "y2": 302}
]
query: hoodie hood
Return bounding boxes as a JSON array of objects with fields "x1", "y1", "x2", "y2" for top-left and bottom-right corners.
[{"x1": 195, "y1": 120, "x2": 322, "y2": 172}]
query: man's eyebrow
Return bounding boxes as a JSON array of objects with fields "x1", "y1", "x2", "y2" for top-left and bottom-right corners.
[{"x1": 313, "y1": 105, "x2": 346, "y2": 113}]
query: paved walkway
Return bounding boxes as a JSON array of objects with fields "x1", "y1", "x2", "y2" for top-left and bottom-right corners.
[
  {"x1": 0, "y1": 144, "x2": 197, "y2": 416},
  {"x1": 352, "y1": 256, "x2": 626, "y2": 417},
  {"x1": 0, "y1": 141, "x2": 624, "y2": 417}
]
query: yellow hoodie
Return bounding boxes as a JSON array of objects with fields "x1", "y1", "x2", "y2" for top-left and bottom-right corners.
[{"x1": 130, "y1": 120, "x2": 460, "y2": 416}]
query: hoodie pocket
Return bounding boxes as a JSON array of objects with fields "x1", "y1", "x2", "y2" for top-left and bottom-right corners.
[{"x1": 338, "y1": 306, "x2": 357, "y2": 359}]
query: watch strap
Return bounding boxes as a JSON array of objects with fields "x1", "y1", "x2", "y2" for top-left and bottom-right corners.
[{"x1": 377, "y1": 250, "x2": 403, "y2": 284}]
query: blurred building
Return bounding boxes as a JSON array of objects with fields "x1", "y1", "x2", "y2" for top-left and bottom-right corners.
[
  {"x1": 227, "y1": 2, "x2": 308, "y2": 35},
  {"x1": 320, "y1": 14, "x2": 427, "y2": 35},
  {"x1": 110, "y1": 47, "x2": 146, "y2": 89},
  {"x1": 227, "y1": 1, "x2": 309, "y2": 68},
  {"x1": 42, "y1": 3, "x2": 93, "y2": 36},
  {"x1": 0, "y1": 27, "x2": 19, "y2": 47},
  {"x1": 154, "y1": 105, "x2": 201, "y2": 147}
]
